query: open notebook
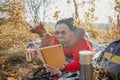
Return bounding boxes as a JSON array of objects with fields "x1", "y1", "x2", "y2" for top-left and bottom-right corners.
[{"x1": 33, "y1": 43, "x2": 66, "y2": 68}]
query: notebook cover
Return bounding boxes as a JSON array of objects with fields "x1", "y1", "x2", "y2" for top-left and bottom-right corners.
[{"x1": 40, "y1": 44, "x2": 66, "y2": 68}]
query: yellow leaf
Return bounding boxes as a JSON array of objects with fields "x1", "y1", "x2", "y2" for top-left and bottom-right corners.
[
  {"x1": 84, "y1": 12, "x2": 89, "y2": 18},
  {"x1": 0, "y1": 7, "x2": 3, "y2": 12},
  {"x1": 90, "y1": 8, "x2": 95, "y2": 12},
  {"x1": 91, "y1": 14, "x2": 94, "y2": 19},
  {"x1": 53, "y1": 11, "x2": 60, "y2": 20},
  {"x1": 7, "y1": 11, "x2": 15, "y2": 16},
  {"x1": 8, "y1": 77, "x2": 18, "y2": 80},
  {"x1": 67, "y1": 0, "x2": 71, "y2": 3},
  {"x1": 74, "y1": 21, "x2": 78, "y2": 26}
]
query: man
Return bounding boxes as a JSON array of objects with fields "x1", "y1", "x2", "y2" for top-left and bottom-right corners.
[{"x1": 45, "y1": 17, "x2": 96, "y2": 80}]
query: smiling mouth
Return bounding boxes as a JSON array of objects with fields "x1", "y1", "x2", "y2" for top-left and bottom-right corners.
[
  {"x1": 58, "y1": 38, "x2": 64, "y2": 41},
  {"x1": 58, "y1": 38, "x2": 64, "y2": 40}
]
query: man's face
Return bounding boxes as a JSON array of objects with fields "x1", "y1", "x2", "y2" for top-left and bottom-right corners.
[{"x1": 55, "y1": 23, "x2": 73, "y2": 45}]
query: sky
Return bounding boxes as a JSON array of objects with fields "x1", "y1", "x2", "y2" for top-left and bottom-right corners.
[
  {"x1": 94, "y1": 0, "x2": 115, "y2": 23},
  {"x1": 42, "y1": 0, "x2": 115, "y2": 23},
  {"x1": 0, "y1": 0, "x2": 116, "y2": 24}
]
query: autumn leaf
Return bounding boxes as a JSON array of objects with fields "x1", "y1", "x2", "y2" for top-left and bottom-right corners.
[
  {"x1": 84, "y1": 12, "x2": 89, "y2": 18},
  {"x1": 0, "y1": 7, "x2": 3, "y2": 12},
  {"x1": 7, "y1": 11, "x2": 15, "y2": 16},
  {"x1": 53, "y1": 11, "x2": 60, "y2": 20},
  {"x1": 91, "y1": 14, "x2": 94, "y2": 19},
  {"x1": 74, "y1": 20, "x2": 79, "y2": 26},
  {"x1": 89, "y1": 8, "x2": 95, "y2": 13},
  {"x1": 115, "y1": 1, "x2": 120, "y2": 8},
  {"x1": 67, "y1": 0, "x2": 71, "y2": 3},
  {"x1": 7, "y1": 77, "x2": 18, "y2": 80}
]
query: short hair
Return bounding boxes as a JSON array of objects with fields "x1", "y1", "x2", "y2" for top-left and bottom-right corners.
[{"x1": 55, "y1": 17, "x2": 75, "y2": 31}]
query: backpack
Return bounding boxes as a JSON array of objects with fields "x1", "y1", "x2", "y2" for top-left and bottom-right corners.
[{"x1": 97, "y1": 40, "x2": 120, "y2": 79}]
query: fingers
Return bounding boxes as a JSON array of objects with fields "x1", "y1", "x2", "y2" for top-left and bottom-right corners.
[
  {"x1": 46, "y1": 66, "x2": 56, "y2": 74},
  {"x1": 44, "y1": 64, "x2": 59, "y2": 74},
  {"x1": 46, "y1": 64, "x2": 56, "y2": 70}
]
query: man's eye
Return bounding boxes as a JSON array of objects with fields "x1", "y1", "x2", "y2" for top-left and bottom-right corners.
[
  {"x1": 55, "y1": 31, "x2": 59, "y2": 35},
  {"x1": 55, "y1": 31, "x2": 66, "y2": 35},
  {"x1": 61, "y1": 31, "x2": 66, "y2": 35}
]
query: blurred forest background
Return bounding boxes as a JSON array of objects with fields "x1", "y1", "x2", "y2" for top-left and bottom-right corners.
[
  {"x1": 0, "y1": 0, "x2": 120, "y2": 79},
  {"x1": 0, "y1": 0, "x2": 120, "y2": 60},
  {"x1": 1, "y1": 0, "x2": 120, "y2": 55}
]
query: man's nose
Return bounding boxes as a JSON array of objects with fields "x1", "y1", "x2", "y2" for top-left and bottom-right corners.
[{"x1": 57, "y1": 33, "x2": 63, "y2": 37}]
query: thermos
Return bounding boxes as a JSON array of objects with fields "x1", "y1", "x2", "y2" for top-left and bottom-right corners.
[{"x1": 79, "y1": 50, "x2": 93, "y2": 80}]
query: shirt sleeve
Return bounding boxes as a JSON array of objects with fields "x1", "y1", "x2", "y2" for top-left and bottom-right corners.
[
  {"x1": 63, "y1": 50, "x2": 80, "y2": 72},
  {"x1": 53, "y1": 36, "x2": 59, "y2": 45}
]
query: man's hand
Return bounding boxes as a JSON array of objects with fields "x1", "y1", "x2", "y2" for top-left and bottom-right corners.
[
  {"x1": 45, "y1": 64, "x2": 65, "y2": 74},
  {"x1": 45, "y1": 64, "x2": 59, "y2": 74}
]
